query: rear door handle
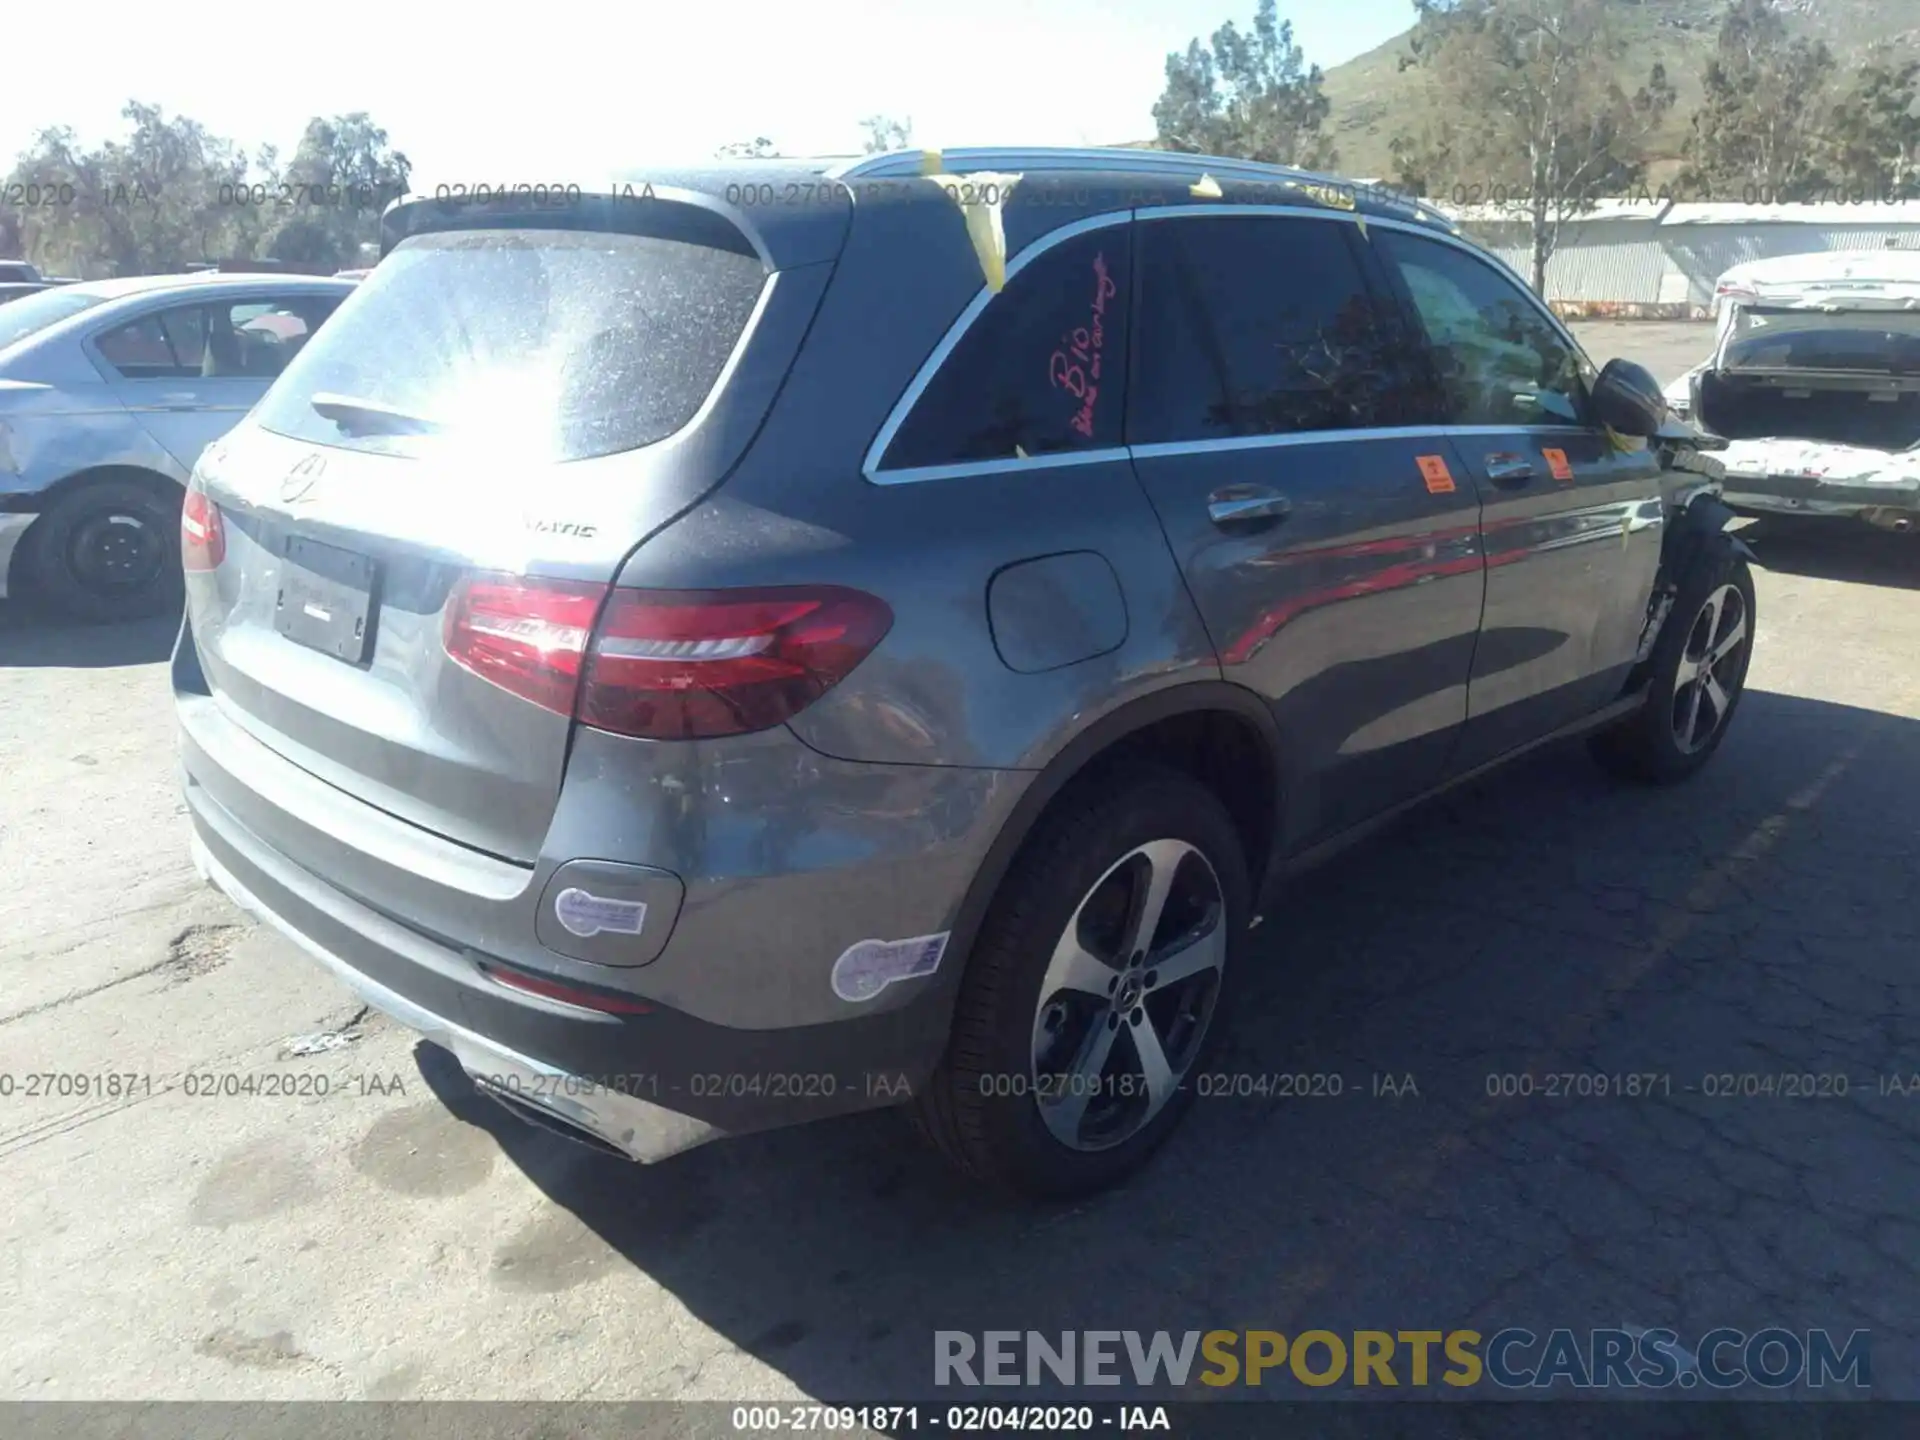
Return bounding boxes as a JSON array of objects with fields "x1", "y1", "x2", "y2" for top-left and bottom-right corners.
[
  {"x1": 1484, "y1": 453, "x2": 1536, "y2": 486},
  {"x1": 1207, "y1": 485, "x2": 1292, "y2": 529}
]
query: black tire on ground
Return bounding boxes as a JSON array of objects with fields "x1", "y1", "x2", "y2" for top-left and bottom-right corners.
[
  {"x1": 1589, "y1": 542, "x2": 1757, "y2": 785},
  {"x1": 914, "y1": 765, "x2": 1250, "y2": 1198},
  {"x1": 23, "y1": 477, "x2": 184, "y2": 624}
]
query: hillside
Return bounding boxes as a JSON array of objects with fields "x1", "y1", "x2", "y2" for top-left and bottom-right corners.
[{"x1": 1318, "y1": 0, "x2": 1920, "y2": 188}]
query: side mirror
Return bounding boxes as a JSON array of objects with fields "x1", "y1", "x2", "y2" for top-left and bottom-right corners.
[{"x1": 1590, "y1": 358, "x2": 1668, "y2": 438}]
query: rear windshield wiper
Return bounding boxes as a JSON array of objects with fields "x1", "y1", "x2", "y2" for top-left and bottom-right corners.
[{"x1": 310, "y1": 391, "x2": 446, "y2": 437}]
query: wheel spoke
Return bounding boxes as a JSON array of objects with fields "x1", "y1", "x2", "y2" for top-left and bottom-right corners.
[
  {"x1": 1129, "y1": 1013, "x2": 1178, "y2": 1113},
  {"x1": 1120, "y1": 840, "x2": 1189, "y2": 960},
  {"x1": 1673, "y1": 651, "x2": 1703, "y2": 687},
  {"x1": 1046, "y1": 1019, "x2": 1120, "y2": 1141},
  {"x1": 1678, "y1": 678, "x2": 1706, "y2": 749},
  {"x1": 1043, "y1": 931, "x2": 1121, "y2": 1000},
  {"x1": 1702, "y1": 672, "x2": 1731, "y2": 729},
  {"x1": 1144, "y1": 918, "x2": 1224, "y2": 993},
  {"x1": 1709, "y1": 612, "x2": 1747, "y2": 666},
  {"x1": 1693, "y1": 588, "x2": 1724, "y2": 655}
]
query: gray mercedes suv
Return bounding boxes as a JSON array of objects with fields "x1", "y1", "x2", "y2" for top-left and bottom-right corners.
[{"x1": 174, "y1": 148, "x2": 1753, "y2": 1197}]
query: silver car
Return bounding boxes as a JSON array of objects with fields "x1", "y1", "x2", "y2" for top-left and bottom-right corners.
[{"x1": 0, "y1": 272, "x2": 356, "y2": 620}]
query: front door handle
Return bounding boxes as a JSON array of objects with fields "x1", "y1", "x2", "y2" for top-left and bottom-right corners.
[
  {"x1": 1485, "y1": 453, "x2": 1536, "y2": 486},
  {"x1": 1208, "y1": 485, "x2": 1292, "y2": 529}
]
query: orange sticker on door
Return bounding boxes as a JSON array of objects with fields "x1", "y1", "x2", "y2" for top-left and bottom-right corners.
[
  {"x1": 1542, "y1": 447, "x2": 1575, "y2": 482},
  {"x1": 1417, "y1": 455, "x2": 1456, "y2": 494}
]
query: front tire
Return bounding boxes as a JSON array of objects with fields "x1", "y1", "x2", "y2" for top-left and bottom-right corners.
[
  {"x1": 916, "y1": 766, "x2": 1250, "y2": 1198},
  {"x1": 1590, "y1": 545, "x2": 1756, "y2": 784},
  {"x1": 24, "y1": 477, "x2": 184, "y2": 624}
]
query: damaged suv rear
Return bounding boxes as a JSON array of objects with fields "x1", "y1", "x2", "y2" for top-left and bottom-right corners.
[{"x1": 1690, "y1": 251, "x2": 1920, "y2": 533}]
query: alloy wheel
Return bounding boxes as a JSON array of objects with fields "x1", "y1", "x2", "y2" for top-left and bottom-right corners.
[
  {"x1": 1671, "y1": 582, "x2": 1749, "y2": 755},
  {"x1": 1029, "y1": 838, "x2": 1226, "y2": 1152}
]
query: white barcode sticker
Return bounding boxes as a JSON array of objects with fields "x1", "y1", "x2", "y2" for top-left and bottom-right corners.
[
  {"x1": 831, "y1": 932, "x2": 950, "y2": 1003},
  {"x1": 553, "y1": 888, "x2": 647, "y2": 939}
]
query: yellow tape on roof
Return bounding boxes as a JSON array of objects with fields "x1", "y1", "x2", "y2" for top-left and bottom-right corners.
[{"x1": 926, "y1": 169, "x2": 1024, "y2": 293}]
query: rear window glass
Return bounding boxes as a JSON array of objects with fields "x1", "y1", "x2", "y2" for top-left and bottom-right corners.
[
  {"x1": 1725, "y1": 306, "x2": 1920, "y2": 375},
  {"x1": 880, "y1": 224, "x2": 1131, "y2": 470},
  {"x1": 254, "y1": 226, "x2": 766, "y2": 463},
  {"x1": 0, "y1": 288, "x2": 107, "y2": 352}
]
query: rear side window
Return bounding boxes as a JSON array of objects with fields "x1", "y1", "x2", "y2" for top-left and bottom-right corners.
[
  {"x1": 1375, "y1": 230, "x2": 1587, "y2": 427},
  {"x1": 254, "y1": 225, "x2": 766, "y2": 463},
  {"x1": 1128, "y1": 214, "x2": 1438, "y2": 444},
  {"x1": 96, "y1": 311, "x2": 189, "y2": 378},
  {"x1": 880, "y1": 224, "x2": 1131, "y2": 470},
  {"x1": 96, "y1": 295, "x2": 345, "y2": 380}
]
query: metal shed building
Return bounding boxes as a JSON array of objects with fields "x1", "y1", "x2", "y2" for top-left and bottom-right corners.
[{"x1": 1450, "y1": 199, "x2": 1920, "y2": 316}]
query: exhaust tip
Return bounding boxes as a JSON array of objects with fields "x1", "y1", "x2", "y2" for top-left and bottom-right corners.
[{"x1": 471, "y1": 1077, "x2": 633, "y2": 1160}]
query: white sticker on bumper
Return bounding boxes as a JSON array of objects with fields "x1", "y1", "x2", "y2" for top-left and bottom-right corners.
[
  {"x1": 831, "y1": 932, "x2": 950, "y2": 1003},
  {"x1": 553, "y1": 888, "x2": 647, "y2": 939}
]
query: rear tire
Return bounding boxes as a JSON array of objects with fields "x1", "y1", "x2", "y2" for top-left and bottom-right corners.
[
  {"x1": 24, "y1": 477, "x2": 184, "y2": 624},
  {"x1": 1590, "y1": 545, "x2": 1756, "y2": 785},
  {"x1": 916, "y1": 766, "x2": 1249, "y2": 1198}
]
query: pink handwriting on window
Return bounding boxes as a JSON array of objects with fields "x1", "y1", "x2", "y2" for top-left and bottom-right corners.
[{"x1": 1049, "y1": 252, "x2": 1116, "y2": 440}]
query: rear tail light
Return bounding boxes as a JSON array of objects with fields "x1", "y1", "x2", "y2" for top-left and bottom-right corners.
[
  {"x1": 443, "y1": 575, "x2": 604, "y2": 715},
  {"x1": 181, "y1": 487, "x2": 226, "y2": 571},
  {"x1": 443, "y1": 576, "x2": 892, "y2": 740}
]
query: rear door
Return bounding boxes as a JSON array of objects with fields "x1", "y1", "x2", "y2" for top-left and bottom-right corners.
[
  {"x1": 185, "y1": 203, "x2": 809, "y2": 862},
  {"x1": 1369, "y1": 228, "x2": 1665, "y2": 772},
  {"x1": 1125, "y1": 209, "x2": 1486, "y2": 847},
  {"x1": 93, "y1": 293, "x2": 344, "y2": 469}
]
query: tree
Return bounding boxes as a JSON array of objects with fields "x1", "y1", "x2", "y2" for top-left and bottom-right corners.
[
  {"x1": 1152, "y1": 0, "x2": 1336, "y2": 169},
  {"x1": 860, "y1": 115, "x2": 913, "y2": 154},
  {"x1": 1823, "y1": 53, "x2": 1920, "y2": 200},
  {"x1": 1681, "y1": 0, "x2": 1836, "y2": 202},
  {"x1": 1389, "y1": 0, "x2": 1674, "y2": 294},
  {"x1": 4, "y1": 104, "x2": 410, "y2": 277},
  {"x1": 716, "y1": 137, "x2": 779, "y2": 159},
  {"x1": 5, "y1": 106, "x2": 255, "y2": 276},
  {"x1": 261, "y1": 113, "x2": 411, "y2": 269}
]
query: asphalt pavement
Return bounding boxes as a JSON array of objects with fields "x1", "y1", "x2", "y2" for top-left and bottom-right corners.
[{"x1": 2, "y1": 322, "x2": 1917, "y2": 1404}]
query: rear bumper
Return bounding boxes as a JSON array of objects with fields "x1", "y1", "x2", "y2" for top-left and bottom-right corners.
[
  {"x1": 191, "y1": 829, "x2": 716, "y2": 1162},
  {"x1": 1723, "y1": 478, "x2": 1920, "y2": 520},
  {"x1": 1719, "y1": 442, "x2": 1920, "y2": 522},
  {"x1": 184, "y1": 762, "x2": 968, "y2": 1158},
  {"x1": 0, "y1": 512, "x2": 35, "y2": 600}
]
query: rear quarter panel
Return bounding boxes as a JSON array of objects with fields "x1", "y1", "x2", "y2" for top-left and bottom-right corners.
[{"x1": 617, "y1": 190, "x2": 1220, "y2": 771}]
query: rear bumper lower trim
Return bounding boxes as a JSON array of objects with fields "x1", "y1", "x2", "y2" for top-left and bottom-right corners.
[{"x1": 191, "y1": 831, "x2": 721, "y2": 1163}]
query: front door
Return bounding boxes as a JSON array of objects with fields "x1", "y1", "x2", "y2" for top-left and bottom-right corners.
[
  {"x1": 1369, "y1": 228, "x2": 1666, "y2": 772},
  {"x1": 1124, "y1": 210, "x2": 1487, "y2": 850}
]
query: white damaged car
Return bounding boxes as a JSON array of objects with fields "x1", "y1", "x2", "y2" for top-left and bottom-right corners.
[{"x1": 1674, "y1": 251, "x2": 1920, "y2": 533}]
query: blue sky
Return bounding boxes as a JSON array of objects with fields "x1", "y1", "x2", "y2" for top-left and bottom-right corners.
[{"x1": 2, "y1": 0, "x2": 1419, "y2": 178}]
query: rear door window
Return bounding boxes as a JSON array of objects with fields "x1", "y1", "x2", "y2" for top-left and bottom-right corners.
[
  {"x1": 97, "y1": 308, "x2": 202, "y2": 379},
  {"x1": 254, "y1": 224, "x2": 767, "y2": 463},
  {"x1": 879, "y1": 223, "x2": 1131, "y2": 470},
  {"x1": 1127, "y1": 214, "x2": 1439, "y2": 445},
  {"x1": 1374, "y1": 230, "x2": 1587, "y2": 427}
]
